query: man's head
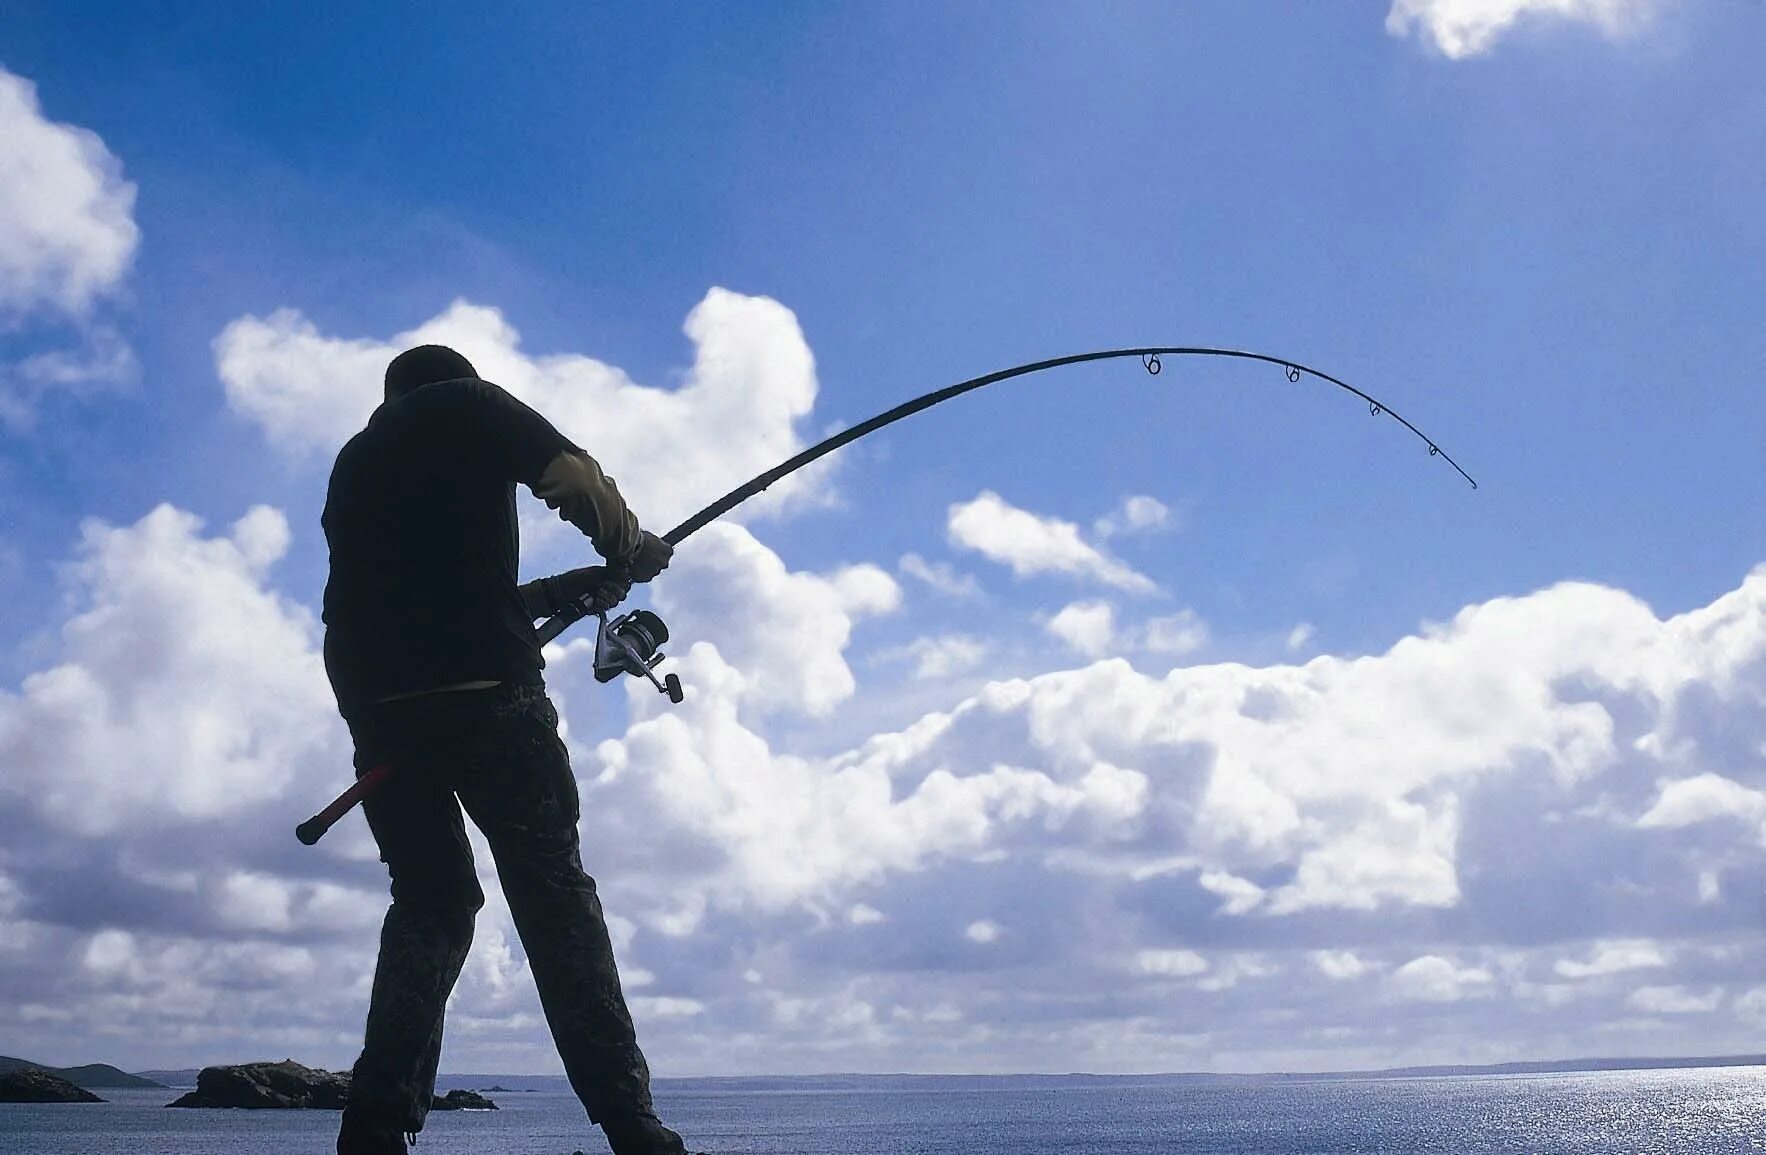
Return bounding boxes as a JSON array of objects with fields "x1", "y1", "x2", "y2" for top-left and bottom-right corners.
[{"x1": 384, "y1": 345, "x2": 478, "y2": 402}]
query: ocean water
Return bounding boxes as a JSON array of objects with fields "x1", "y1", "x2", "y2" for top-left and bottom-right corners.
[{"x1": 1, "y1": 1067, "x2": 1761, "y2": 1154}]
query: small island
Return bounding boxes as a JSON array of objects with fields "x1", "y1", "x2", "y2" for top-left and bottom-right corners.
[
  {"x1": 0, "y1": 1067, "x2": 105, "y2": 1103},
  {"x1": 166, "y1": 1060, "x2": 349, "y2": 1109},
  {"x1": 432, "y1": 1088, "x2": 498, "y2": 1110},
  {"x1": 162, "y1": 1060, "x2": 495, "y2": 1112}
]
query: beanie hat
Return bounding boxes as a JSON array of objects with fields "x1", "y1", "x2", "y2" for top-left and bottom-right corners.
[{"x1": 384, "y1": 345, "x2": 478, "y2": 401}]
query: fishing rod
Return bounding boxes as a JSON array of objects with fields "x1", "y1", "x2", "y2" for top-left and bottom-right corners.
[
  {"x1": 533, "y1": 345, "x2": 1475, "y2": 645},
  {"x1": 298, "y1": 346, "x2": 1473, "y2": 845}
]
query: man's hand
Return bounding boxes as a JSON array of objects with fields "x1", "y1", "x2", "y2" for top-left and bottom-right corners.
[
  {"x1": 554, "y1": 566, "x2": 632, "y2": 613},
  {"x1": 620, "y1": 531, "x2": 673, "y2": 583}
]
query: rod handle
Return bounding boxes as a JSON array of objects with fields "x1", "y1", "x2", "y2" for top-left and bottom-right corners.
[{"x1": 296, "y1": 763, "x2": 395, "y2": 845}]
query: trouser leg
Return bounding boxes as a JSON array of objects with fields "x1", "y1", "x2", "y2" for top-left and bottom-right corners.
[
  {"x1": 350, "y1": 901, "x2": 476, "y2": 1130},
  {"x1": 458, "y1": 684, "x2": 656, "y2": 1124},
  {"x1": 345, "y1": 705, "x2": 486, "y2": 1135}
]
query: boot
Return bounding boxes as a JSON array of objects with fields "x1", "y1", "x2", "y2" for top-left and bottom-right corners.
[
  {"x1": 602, "y1": 1111, "x2": 691, "y2": 1155},
  {"x1": 336, "y1": 1110, "x2": 408, "y2": 1155}
]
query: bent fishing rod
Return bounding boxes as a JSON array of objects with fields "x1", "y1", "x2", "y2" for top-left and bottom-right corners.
[
  {"x1": 534, "y1": 345, "x2": 1473, "y2": 643},
  {"x1": 297, "y1": 345, "x2": 1474, "y2": 844}
]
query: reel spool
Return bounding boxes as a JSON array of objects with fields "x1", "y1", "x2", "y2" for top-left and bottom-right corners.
[{"x1": 593, "y1": 609, "x2": 684, "y2": 704}]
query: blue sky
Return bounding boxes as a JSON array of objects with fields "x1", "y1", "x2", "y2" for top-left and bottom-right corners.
[{"x1": 0, "y1": 2, "x2": 1762, "y2": 1077}]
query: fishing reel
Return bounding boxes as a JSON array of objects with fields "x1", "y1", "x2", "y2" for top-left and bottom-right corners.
[{"x1": 593, "y1": 609, "x2": 684, "y2": 704}]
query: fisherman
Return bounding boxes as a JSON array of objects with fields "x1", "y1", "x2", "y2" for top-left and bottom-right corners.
[{"x1": 320, "y1": 345, "x2": 689, "y2": 1155}]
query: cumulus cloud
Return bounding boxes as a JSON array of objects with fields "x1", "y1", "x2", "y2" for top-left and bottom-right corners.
[
  {"x1": 897, "y1": 552, "x2": 979, "y2": 598},
  {"x1": 645, "y1": 522, "x2": 899, "y2": 717},
  {"x1": 964, "y1": 920, "x2": 1001, "y2": 944},
  {"x1": 1046, "y1": 600, "x2": 1116, "y2": 657},
  {"x1": 1139, "y1": 610, "x2": 1208, "y2": 657},
  {"x1": 589, "y1": 563, "x2": 1766, "y2": 935},
  {"x1": 0, "y1": 67, "x2": 138, "y2": 316},
  {"x1": 1093, "y1": 495, "x2": 1172, "y2": 539},
  {"x1": 1046, "y1": 602, "x2": 1207, "y2": 660},
  {"x1": 1389, "y1": 955, "x2": 1494, "y2": 1001},
  {"x1": 1637, "y1": 773, "x2": 1766, "y2": 840},
  {"x1": 1554, "y1": 939, "x2": 1670, "y2": 978},
  {"x1": 0, "y1": 67, "x2": 140, "y2": 422},
  {"x1": 214, "y1": 289, "x2": 830, "y2": 533},
  {"x1": 1626, "y1": 985, "x2": 1722, "y2": 1014},
  {"x1": 947, "y1": 491, "x2": 1155, "y2": 593},
  {"x1": 874, "y1": 635, "x2": 990, "y2": 680},
  {"x1": 0, "y1": 504, "x2": 338, "y2": 834},
  {"x1": 4, "y1": 474, "x2": 1762, "y2": 1073},
  {"x1": 1198, "y1": 870, "x2": 1266, "y2": 915},
  {"x1": 1313, "y1": 950, "x2": 1371, "y2": 980},
  {"x1": 588, "y1": 643, "x2": 1154, "y2": 917},
  {"x1": 1135, "y1": 949, "x2": 1209, "y2": 977},
  {"x1": 1385, "y1": 0, "x2": 1665, "y2": 59}
]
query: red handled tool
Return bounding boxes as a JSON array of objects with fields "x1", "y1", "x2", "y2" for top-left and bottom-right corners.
[{"x1": 296, "y1": 762, "x2": 396, "y2": 845}]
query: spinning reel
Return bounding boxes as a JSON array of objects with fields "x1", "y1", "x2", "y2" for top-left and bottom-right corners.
[{"x1": 593, "y1": 608, "x2": 684, "y2": 704}]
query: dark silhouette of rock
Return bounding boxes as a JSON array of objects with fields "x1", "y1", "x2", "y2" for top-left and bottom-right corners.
[
  {"x1": 0, "y1": 1067, "x2": 105, "y2": 1103},
  {"x1": 431, "y1": 1088, "x2": 498, "y2": 1110},
  {"x1": 165, "y1": 1060, "x2": 349, "y2": 1109},
  {"x1": 0, "y1": 1055, "x2": 161, "y2": 1089}
]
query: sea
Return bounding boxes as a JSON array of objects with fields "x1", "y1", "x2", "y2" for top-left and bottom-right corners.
[{"x1": 2, "y1": 1067, "x2": 1761, "y2": 1154}]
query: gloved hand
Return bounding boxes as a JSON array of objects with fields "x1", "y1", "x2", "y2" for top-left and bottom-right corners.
[
  {"x1": 553, "y1": 566, "x2": 632, "y2": 613},
  {"x1": 619, "y1": 531, "x2": 674, "y2": 583}
]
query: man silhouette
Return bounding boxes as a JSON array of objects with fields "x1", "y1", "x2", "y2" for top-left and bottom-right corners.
[{"x1": 321, "y1": 344, "x2": 689, "y2": 1155}]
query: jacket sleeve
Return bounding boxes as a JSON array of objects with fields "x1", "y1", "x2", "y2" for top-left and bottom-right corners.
[{"x1": 531, "y1": 449, "x2": 644, "y2": 562}]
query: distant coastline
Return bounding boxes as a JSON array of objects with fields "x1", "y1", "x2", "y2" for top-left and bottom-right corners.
[{"x1": 13, "y1": 1051, "x2": 1762, "y2": 1094}]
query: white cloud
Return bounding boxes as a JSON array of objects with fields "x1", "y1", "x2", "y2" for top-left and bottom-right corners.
[
  {"x1": 1138, "y1": 610, "x2": 1208, "y2": 656},
  {"x1": 588, "y1": 645, "x2": 1154, "y2": 913},
  {"x1": 1135, "y1": 949, "x2": 1209, "y2": 977},
  {"x1": 3, "y1": 445, "x2": 1763, "y2": 1074},
  {"x1": 1385, "y1": 0, "x2": 1664, "y2": 59},
  {"x1": 1198, "y1": 870, "x2": 1266, "y2": 915},
  {"x1": 0, "y1": 504, "x2": 340, "y2": 834},
  {"x1": 898, "y1": 553, "x2": 979, "y2": 598},
  {"x1": 1196, "y1": 954, "x2": 1277, "y2": 992},
  {"x1": 629, "y1": 996, "x2": 705, "y2": 1019},
  {"x1": 0, "y1": 324, "x2": 140, "y2": 428},
  {"x1": 1312, "y1": 950, "x2": 1371, "y2": 980},
  {"x1": 1389, "y1": 955, "x2": 1494, "y2": 1001},
  {"x1": 213, "y1": 289, "x2": 831, "y2": 533},
  {"x1": 597, "y1": 562, "x2": 1763, "y2": 928},
  {"x1": 876, "y1": 635, "x2": 990, "y2": 680},
  {"x1": 947, "y1": 492, "x2": 1155, "y2": 593},
  {"x1": 1554, "y1": 940, "x2": 1671, "y2": 978},
  {"x1": 1093, "y1": 495, "x2": 1172, "y2": 539},
  {"x1": 1265, "y1": 796, "x2": 1461, "y2": 914},
  {"x1": 1626, "y1": 985, "x2": 1722, "y2": 1014},
  {"x1": 0, "y1": 67, "x2": 138, "y2": 316},
  {"x1": 1046, "y1": 603, "x2": 1206, "y2": 660},
  {"x1": 0, "y1": 68, "x2": 140, "y2": 423},
  {"x1": 1286, "y1": 624, "x2": 1315, "y2": 652},
  {"x1": 1047, "y1": 600, "x2": 1116, "y2": 657},
  {"x1": 646, "y1": 523, "x2": 899, "y2": 718},
  {"x1": 964, "y1": 920, "x2": 1001, "y2": 944},
  {"x1": 1637, "y1": 773, "x2": 1766, "y2": 839}
]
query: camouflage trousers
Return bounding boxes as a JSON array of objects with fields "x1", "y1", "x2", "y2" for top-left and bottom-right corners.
[{"x1": 343, "y1": 681, "x2": 655, "y2": 1134}]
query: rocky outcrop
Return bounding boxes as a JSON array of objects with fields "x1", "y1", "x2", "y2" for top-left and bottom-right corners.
[
  {"x1": 0, "y1": 1067, "x2": 105, "y2": 1103},
  {"x1": 432, "y1": 1088, "x2": 498, "y2": 1110},
  {"x1": 166, "y1": 1060, "x2": 349, "y2": 1109},
  {"x1": 0, "y1": 1055, "x2": 161, "y2": 1089},
  {"x1": 162, "y1": 1061, "x2": 499, "y2": 1112}
]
